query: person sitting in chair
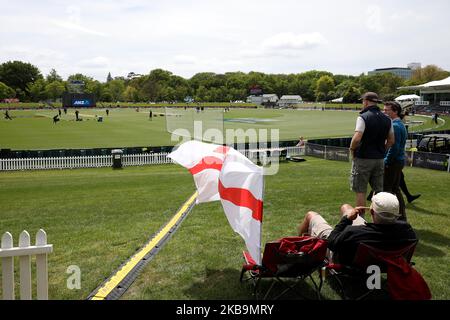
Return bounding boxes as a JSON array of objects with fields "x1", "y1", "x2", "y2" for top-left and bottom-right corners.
[{"x1": 297, "y1": 192, "x2": 417, "y2": 264}]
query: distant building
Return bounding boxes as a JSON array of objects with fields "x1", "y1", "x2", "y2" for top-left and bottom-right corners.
[
  {"x1": 277, "y1": 95, "x2": 303, "y2": 108},
  {"x1": 262, "y1": 94, "x2": 279, "y2": 107},
  {"x1": 368, "y1": 67, "x2": 413, "y2": 80},
  {"x1": 246, "y1": 95, "x2": 263, "y2": 105},
  {"x1": 398, "y1": 76, "x2": 450, "y2": 112}
]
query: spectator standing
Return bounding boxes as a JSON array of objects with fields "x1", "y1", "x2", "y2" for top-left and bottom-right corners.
[
  {"x1": 349, "y1": 92, "x2": 394, "y2": 211},
  {"x1": 383, "y1": 101, "x2": 407, "y2": 220}
]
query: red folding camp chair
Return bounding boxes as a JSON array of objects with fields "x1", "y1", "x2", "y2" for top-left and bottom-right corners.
[
  {"x1": 240, "y1": 236, "x2": 328, "y2": 300},
  {"x1": 323, "y1": 240, "x2": 429, "y2": 300}
]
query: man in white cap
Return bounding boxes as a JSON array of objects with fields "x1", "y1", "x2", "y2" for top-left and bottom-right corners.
[{"x1": 297, "y1": 192, "x2": 417, "y2": 264}]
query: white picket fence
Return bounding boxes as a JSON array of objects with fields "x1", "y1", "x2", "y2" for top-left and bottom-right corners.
[
  {"x1": 123, "y1": 153, "x2": 173, "y2": 166},
  {"x1": 0, "y1": 153, "x2": 173, "y2": 171},
  {"x1": 0, "y1": 147, "x2": 305, "y2": 171},
  {"x1": 1, "y1": 229, "x2": 53, "y2": 300}
]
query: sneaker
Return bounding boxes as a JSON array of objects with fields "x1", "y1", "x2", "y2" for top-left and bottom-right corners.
[{"x1": 407, "y1": 194, "x2": 421, "y2": 203}]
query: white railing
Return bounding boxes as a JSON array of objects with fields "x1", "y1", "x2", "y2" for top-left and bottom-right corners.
[
  {"x1": 285, "y1": 146, "x2": 305, "y2": 156},
  {"x1": 0, "y1": 147, "x2": 305, "y2": 171},
  {"x1": 1, "y1": 229, "x2": 53, "y2": 300},
  {"x1": 0, "y1": 155, "x2": 112, "y2": 171},
  {"x1": 122, "y1": 153, "x2": 173, "y2": 166}
]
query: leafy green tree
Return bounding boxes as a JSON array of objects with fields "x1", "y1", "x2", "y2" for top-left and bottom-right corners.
[
  {"x1": 195, "y1": 85, "x2": 209, "y2": 102},
  {"x1": 46, "y1": 69, "x2": 62, "y2": 82},
  {"x1": 85, "y1": 80, "x2": 103, "y2": 99},
  {"x1": 67, "y1": 73, "x2": 94, "y2": 93},
  {"x1": 376, "y1": 73, "x2": 404, "y2": 98},
  {"x1": 359, "y1": 74, "x2": 382, "y2": 94},
  {"x1": 45, "y1": 81, "x2": 66, "y2": 100},
  {"x1": 107, "y1": 79, "x2": 125, "y2": 102},
  {"x1": 101, "y1": 88, "x2": 113, "y2": 102},
  {"x1": 67, "y1": 73, "x2": 93, "y2": 83},
  {"x1": 123, "y1": 86, "x2": 139, "y2": 102},
  {"x1": 343, "y1": 86, "x2": 361, "y2": 103},
  {"x1": 106, "y1": 72, "x2": 113, "y2": 83},
  {"x1": 315, "y1": 75, "x2": 335, "y2": 101},
  {"x1": 0, "y1": 60, "x2": 42, "y2": 100},
  {"x1": 296, "y1": 71, "x2": 332, "y2": 101},
  {"x1": 407, "y1": 65, "x2": 450, "y2": 85},
  {"x1": 28, "y1": 79, "x2": 47, "y2": 101},
  {"x1": 0, "y1": 82, "x2": 15, "y2": 100},
  {"x1": 335, "y1": 79, "x2": 359, "y2": 98}
]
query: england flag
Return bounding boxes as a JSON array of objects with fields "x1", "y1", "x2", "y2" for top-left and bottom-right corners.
[{"x1": 168, "y1": 140, "x2": 264, "y2": 264}]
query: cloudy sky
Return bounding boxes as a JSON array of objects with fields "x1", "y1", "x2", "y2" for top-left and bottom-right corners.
[{"x1": 1, "y1": 0, "x2": 449, "y2": 81}]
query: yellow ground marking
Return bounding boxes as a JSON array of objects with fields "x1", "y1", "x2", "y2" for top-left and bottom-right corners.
[{"x1": 90, "y1": 192, "x2": 197, "y2": 300}]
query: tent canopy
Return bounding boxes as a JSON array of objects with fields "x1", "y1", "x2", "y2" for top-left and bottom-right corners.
[
  {"x1": 399, "y1": 76, "x2": 450, "y2": 90},
  {"x1": 395, "y1": 94, "x2": 420, "y2": 102}
]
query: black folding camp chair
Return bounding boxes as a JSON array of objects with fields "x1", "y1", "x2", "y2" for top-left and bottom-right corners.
[
  {"x1": 240, "y1": 236, "x2": 328, "y2": 300},
  {"x1": 323, "y1": 239, "x2": 419, "y2": 300}
]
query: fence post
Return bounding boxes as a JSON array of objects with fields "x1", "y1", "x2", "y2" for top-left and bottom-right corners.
[
  {"x1": 1, "y1": 232, "x2": 15, "y2": 300},
  {"x1": 19, "y1": 231, "x2": 32, "y2": 300},
  {"x1": 36, "y1": 229, "x2": 49, "y2": 300}
]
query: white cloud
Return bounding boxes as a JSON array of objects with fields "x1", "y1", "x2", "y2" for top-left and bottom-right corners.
[
  {"x1": 51, "y1": 20, "x2": 108, "y2": 37},
  {"x1": 238, "y1": 32, "x2": 327, "y2": 61},
  {"x1": 48, "y1": 5, "x2": 108, "y2": 37},
  {"x1": 366, "y1": 5, "x2": 384, "y2": 33},
  {"x1": 262, "y1": 32, "x2": 328, "y2": 51},
  {"x1": 390, "y1": 11, "x2": 429, "y2": 22},
  {"x1": 78, "y1": 57, "x2": 110, "y2": 69},
  {"x1": 173, "y1": 55, "x2": 198, "y2": 65}
]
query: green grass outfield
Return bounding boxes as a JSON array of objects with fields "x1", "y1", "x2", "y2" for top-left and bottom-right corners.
[
  {"x1": 0, "y1": 159, "x2": 448, "y2": 299},
  {"x1": 1, "y1": 108, "x2": 447, "y2": 150}
]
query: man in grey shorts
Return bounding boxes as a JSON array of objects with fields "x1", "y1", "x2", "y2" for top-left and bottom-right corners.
[
  {"x1": 296, "y1": 192, "x2": 417, "y2": 264},
  {"x1": 349, "y1": 92, "x2": 394, "y2": 210}
]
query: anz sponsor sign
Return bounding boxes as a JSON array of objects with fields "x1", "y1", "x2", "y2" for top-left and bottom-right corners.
[{"x1": 72, "y1": 99, "x2": 92, "y2": 107}]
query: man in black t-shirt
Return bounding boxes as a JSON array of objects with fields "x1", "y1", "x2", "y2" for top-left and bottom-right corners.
[
  {"x1": 297, "y1": 192, "x2": 417, "y2": 264},
  {"x1": 4, "y1": 110, "x2": 12, "y2": 120}
]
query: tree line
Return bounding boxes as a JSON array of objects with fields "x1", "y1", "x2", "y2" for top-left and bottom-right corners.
[{"x1": 0, "y1": 60, "x2": 449, "y2": 103}]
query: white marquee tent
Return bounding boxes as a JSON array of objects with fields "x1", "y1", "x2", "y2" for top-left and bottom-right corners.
[
  {"x1": 399, "y1": 76, "x2": 450, "y2": 91},
  {"x1": 395, "y1": 94, "x2": 421, "y2": 102},
  {"x1": 331, "y1": 97, "x2": 344, "y2": 103}
]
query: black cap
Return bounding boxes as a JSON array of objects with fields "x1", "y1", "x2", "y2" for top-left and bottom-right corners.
[{"x1": 359, "y1": 92, "x2": 383, "y2": 103}]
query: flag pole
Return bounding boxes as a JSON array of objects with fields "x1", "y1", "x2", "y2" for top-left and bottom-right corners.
[{"x1": 259, "y1": 169, "x2": 265, "y2": 265}]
